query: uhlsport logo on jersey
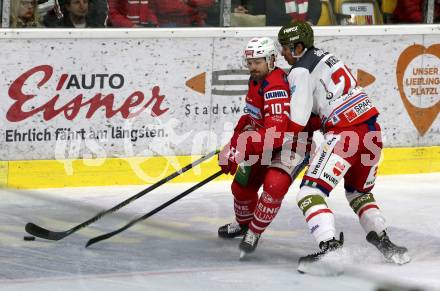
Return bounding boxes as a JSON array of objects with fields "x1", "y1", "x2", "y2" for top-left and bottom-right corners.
[
  {"x1": 264, "y1": 90, "x2": 288, "y2": 100},
  {"x1": 396, "y1": 44, "x2": 440, "y2": 136}
]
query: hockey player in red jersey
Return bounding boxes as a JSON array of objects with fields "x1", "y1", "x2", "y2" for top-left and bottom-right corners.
[
  {"x1": 217, "y1": 37, "x2": 319, "y2": 258},
  {"x1": 277, "y1": 21, "x2": 410, "y2": 273}
]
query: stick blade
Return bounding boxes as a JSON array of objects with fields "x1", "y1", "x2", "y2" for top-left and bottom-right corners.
[
  {"x1": 86, "y1": 232, "x2": 115, "y2": 248},
  {"x1": 25, "y1": 222, "x2": 67, "y2": 241}
]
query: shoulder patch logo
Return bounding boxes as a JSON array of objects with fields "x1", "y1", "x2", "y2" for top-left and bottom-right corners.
[
  {"x1": 314, "y1": 49, "x2": 326, "y2": 57},
  {"x1": 290, "y1": 84, "x2": 296, "y2": 94}
]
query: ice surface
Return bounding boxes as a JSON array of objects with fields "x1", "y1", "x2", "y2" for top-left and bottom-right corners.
[{"x1": 1, "y1": 173, "x2": 439, "y2": 291}]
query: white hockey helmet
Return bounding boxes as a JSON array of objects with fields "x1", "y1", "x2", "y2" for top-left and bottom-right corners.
[{"x1": 244, "y1": 37, "x2": 277, "y2": 71}]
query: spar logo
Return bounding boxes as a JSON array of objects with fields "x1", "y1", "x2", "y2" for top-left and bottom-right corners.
[
  {"x1": 396, "y1": 44, "x2": 440, "y2": 135},
  {"x1": 6, "y1": 65, "x2": 169, "y2": 122},
  {"x1": 185, "y1": 68, "x2": 376, "y2": 96}
]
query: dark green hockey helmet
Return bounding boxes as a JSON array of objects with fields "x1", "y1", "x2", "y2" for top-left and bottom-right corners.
[{"x1": 278, "y1": 20, "x2": 314, "y2": 49}]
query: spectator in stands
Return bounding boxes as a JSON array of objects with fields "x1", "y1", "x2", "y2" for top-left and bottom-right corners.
[
  {"x1": 91, "y1": 0, "x2": 108, "y2": 27},
  {"x1": 437, "y1": 0, "x2": 440, "y2": 22},
  {"x1": 44, "y1": 0, "x2": 105, "y2": 27},
  {"x1": 108, "y1": 0, "x2": 157, "y2": 27},
  {"x1": 149, "y1": 0, "x2": 214, "y2": 27},
  {"x1": 233, "y1": 0, "x2": 322, "y2": 26},
  {"x1": 392, "y1": 0, "x2": 423, "y2": 23},
  {"x1": 205, "y1": 0, "x2": 221, "y2": 26},
  {"x1": 380, "y1": 0, "x2": 397, "y2": 23},
  {"x1": 10, "y1": 0, "x2": 41, "y2": 27},
  {"x1": 392, "y1": 0, "x2": 440, "y2": 23}
]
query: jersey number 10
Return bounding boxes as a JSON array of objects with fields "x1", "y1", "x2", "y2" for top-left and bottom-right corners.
[{"x1": 270, "y1": 103, "x2": 283, "y2": 115}]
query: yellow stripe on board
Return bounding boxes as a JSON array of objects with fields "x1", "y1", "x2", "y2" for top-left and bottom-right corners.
[
  {"x1": 1, "y1": 146, "x2": 439, "y2": 189},
  {"x1": 5, "y1": 155, "x2": 229, "y2": 189},
  {"x1": 379, "y1": 146, "x2": 440, "y2": 175},
  {"x1": 0, "y1": 161, "x2": 8, "y2": 187}
]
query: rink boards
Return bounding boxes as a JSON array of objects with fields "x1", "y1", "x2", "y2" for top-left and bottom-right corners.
[
  {"x1": 0, "y1": 146, "x2": 439, "y2": 188},
  {"x1": 0, "y1": 26, "x2": 439, "y2": 188}
]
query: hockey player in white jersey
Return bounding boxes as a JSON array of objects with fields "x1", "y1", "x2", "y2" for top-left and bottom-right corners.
[{"x1": 277, "y1": 21, "x2": 410, "y2": 273}]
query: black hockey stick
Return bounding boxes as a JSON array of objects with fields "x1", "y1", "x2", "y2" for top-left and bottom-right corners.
[
  {"x1": 25, "y1": 150, "x2": 219, "y2": 241},
  {"x1": 85, "y1": 170, "x2": 223, "y2": 248}
]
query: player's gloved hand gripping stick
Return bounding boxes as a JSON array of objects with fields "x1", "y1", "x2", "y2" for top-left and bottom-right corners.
[{"x1": 25, "y1": 150, "x2": 219, "y2": 241}]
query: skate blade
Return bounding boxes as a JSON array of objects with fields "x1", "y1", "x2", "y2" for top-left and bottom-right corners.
[
  {"x1": 297, "y1": 260, "x2": 344, "y2": 276},
  {"x1": 389, "y1": 252, "x2": 411, "y2": 265},
  {"x1": 239, "y1": 251, "x2": 247, "y2": 260}
]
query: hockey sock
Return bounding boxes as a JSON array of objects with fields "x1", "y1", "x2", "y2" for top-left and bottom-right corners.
[
  {"x1": 231, "y1": 180, "x2": 258, "y2": 225},
  {"x1": 297, "y1": 186, "x2": 335, "y2": 243},
  {"x1": 249, "y1": 169, "x2": 291, "y2": 234},
  {"x1": 347, "y1": 191, "x2": 386, "y2": 234}
]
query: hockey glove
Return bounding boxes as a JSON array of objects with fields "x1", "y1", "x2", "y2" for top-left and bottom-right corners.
[
  {"x1": 218, "y1": 142, "x2": 243, "y2": 175},
  {"x1": 218, "y1": 128, "x2": 259, "y2": 175}
]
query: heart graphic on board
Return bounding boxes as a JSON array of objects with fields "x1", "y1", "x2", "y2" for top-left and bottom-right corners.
[{"x1": 396, "y1": 44, "x2": 440, "y2": 136}]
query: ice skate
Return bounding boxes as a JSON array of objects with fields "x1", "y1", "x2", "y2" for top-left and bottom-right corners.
[
  {"x1": 297, "y1": 232, "x2": 344, "y2": 276},
  {"x1": 239, "y1": 229, "x2": 260, "y2": 259},
  {"x1": 218, "y1": 222, "x2": 248, "y2": 239},
  {"x1": 366, "y1": 231, "x2": 411, "y2": 265}
]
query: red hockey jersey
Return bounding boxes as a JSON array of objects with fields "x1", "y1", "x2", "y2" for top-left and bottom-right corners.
[{"x1": 237, "y1": 67, "x2": 318, "y2": 156}]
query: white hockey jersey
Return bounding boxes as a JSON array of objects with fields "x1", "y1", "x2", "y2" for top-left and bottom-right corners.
[{"x1": 287, "y1": 47, "x2": 379, "y2": 132}]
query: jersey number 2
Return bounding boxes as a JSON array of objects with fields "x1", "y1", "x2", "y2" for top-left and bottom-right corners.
[{"x1": 331, "y1": 66, "x2": 356, "y2": 95}]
